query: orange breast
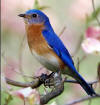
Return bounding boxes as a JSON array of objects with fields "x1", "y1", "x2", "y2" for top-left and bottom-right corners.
[{"x1": 25, "y1": 24, "x2": 65, "y2": 69}]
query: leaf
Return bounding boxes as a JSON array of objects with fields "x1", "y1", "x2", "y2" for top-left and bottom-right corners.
[
  {"x1": 33, "y1": 0, "x2": 40, "y2": 9},
  {"x1": 5, "y1": 94, "x2": 13, "y2": 105},
  {"x1": 33, "y1": 0, "x2": 49, "y2": 10},
  {"x1": 97, "y1": 62, "x2": 100, "y2": 82},
  {"x1": 38, "y1": 6, "x2": 50, "y2": 10}
]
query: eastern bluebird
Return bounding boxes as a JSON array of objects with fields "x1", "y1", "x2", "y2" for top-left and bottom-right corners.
[{"x1": 18, "y1": 9, "x2": 96, "y2": 96}]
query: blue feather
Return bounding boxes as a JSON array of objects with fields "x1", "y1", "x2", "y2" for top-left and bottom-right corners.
[
  {"x1": 23, "y1": 9, "x2": 96, "y2": 96},
  {"x1": 42, "y1": 21, "x2": 96, "y2": 96}
]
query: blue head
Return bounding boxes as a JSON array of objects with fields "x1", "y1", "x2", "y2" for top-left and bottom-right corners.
[{"x1": 18, "y1": 9, "x2": 49, "y2": 25}]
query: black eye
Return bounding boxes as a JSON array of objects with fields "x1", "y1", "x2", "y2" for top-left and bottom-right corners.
[{"x1": 32, "y1": 14, "x2": 38, "y2": 18}]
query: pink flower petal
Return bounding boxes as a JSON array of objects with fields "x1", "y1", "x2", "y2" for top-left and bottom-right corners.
[
  {"x1": 82, "y1": 38, "x2": 100, "y2": 55},
  {"x1": 12, "y1": 87, "x2": 40, "y2": 105},
  {"x1": 16, "y1": 87, "x2": 33, "y2": 98},
  {"x1": 85, "y1": 26, "x2": 100, "y2": 40}
]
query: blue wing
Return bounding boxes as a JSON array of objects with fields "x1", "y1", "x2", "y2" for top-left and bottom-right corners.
[
  {"x1": 42, "y1": 30, "x2": 75, "y2": 70},
  {"x1": 42, "y1": 29, "x2": 95, "y2": 96}
]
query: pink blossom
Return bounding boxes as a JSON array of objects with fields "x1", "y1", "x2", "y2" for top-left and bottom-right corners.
[
  {"x1": 82, "y1": 26, "x2": 100, "y2": 55},
  {"x1": 85, "y1": 26, "x2": 100, "y2": 40},
  {"x1": 12, "y1": 87, "x2": 40, "y2": 105},
  {"x1": 82, "y1": 38, "x2": 100, "y2": 54}
]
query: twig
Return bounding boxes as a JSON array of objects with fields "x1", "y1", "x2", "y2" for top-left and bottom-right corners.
[
  {"x1": 64, "y1": 79, "x2": 98, "y2": 85},
  {"x1": 77, "y1": 57, "x2": 80, "y2": 72},
  {"x1": 5, "y1": 74, "x2": 99, "y2": 105},
  {"x1": 92, "y1": 0, "x2": 100, "y2": 26},
  {"x1": 6, "y1": 72, "x2": 64, "y2": 105},
  {"x1": 5, "y1": 77, "x2": 40, "y2": 88},
  {"x1": 72, "y1": 35, "x2": 84, "y2": 56},
  {"x1": 5, "y1": 77, "x2": 98, "y2": 88},
  {"x1": 65, "y1": 94, "x2": 100, "y2": 105},
  {"x1": 5, "y1": 72, "x2": 64, "y2": 104},
  {"x1": 40, "y1": 72, "x2": 64, "y2": 104},
  {"x1": 76, "y1": 56, "x2": 86, "y2": 72},
  {"x1": 97, "y1": 63, "x2": 100, "y2": 82},
  {"x1": 59, "y1": 26, "x2": 66, "y2": 37},
  {"x1": 40, "y1": 82, "x2": 64, "y2": 104}
]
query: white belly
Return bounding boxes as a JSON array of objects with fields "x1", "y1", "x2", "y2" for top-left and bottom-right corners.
[{"x1": 31, "y1": 50, "x2": 60, "y2": 72}]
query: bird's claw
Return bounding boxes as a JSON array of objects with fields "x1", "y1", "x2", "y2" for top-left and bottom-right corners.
[{"x1": 38, "y1": 72, "x2": 62, "y2": 88}]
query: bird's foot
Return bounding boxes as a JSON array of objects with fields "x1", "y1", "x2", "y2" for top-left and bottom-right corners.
[{"x1": 38, "y1": 72, "x2": 62, "y2": 88}]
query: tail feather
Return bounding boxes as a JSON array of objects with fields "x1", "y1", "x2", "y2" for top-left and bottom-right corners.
[
  {"x1": 75, "y1": 74, "x2": 96, "y2": 96},
  {"x1": 60, "y1": 52, "x2": 96, "y2": 96},
  {"x1": 72, "y1": 71, "x2": 96, "y2": 96},
  {"x1": 63, "y1": 67, "x2": 96, "y2": 96}
]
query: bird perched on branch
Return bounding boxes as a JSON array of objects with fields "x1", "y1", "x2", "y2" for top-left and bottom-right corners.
[{"x1": 18, "y1": 9, "x2": 96, "y2": 96}]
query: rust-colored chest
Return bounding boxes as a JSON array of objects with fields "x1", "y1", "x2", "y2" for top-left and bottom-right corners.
[
  {"x1": 25, "y1": 24, "x2": 65, "y2": 69},
  {"x1": 25, "y1": 24, "x2": 49, "y2": 55}
]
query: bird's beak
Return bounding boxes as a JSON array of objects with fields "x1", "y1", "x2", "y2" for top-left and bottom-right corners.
[{"x1": 18, "y1": 14, "x2": 25, "y2": 18}]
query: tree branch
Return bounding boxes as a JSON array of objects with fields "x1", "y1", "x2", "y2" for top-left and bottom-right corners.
[
  {"x1": 64, "y1": 79, "x2": 98, "y2": 85},
  {"x1": 59, "y1": 26, "x2": 66, "y2": 37},
  {"x1": 92, "y1": 0, "x2": 100, "y2": 26},
  {"x1": 65, "y1": 94, "x2": 100, "y2": 105},
  {"x1": 40, "y1": 72, "x2": 64, "y2": 104},
  {"x1": 5, "y1": 73, "x2": 99, "y2": 105},
  {"x1": 6, "y1": 77, "x2": 98, "y2": 88},
  {"x1": 5, "y1": 77, "x2": 40, "y2": 88},
  {"x1": 5, "y1": 72, "x2": 64, "y2": 104}
]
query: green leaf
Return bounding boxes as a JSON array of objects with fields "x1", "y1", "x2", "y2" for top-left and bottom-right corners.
[
  {"x1": 33, "y1": 0, "x2": 49, "y2": 10},
  {"x1": 33, "y1": 0, "x2": 40, "y2": 9}
]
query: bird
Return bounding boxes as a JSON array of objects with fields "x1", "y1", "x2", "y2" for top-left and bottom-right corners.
[{"x1": 18, "y1": 9, "x2": 96, "y2": 96}]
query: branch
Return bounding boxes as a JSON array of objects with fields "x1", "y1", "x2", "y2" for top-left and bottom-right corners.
[
  {"x1": 5, "y1": 77, "x2": 40, "y2": 88},
  {"x1": 40, "y1": 82, "x2": 64, "y2": 104},
  {"x1": 59, "y1": 26, "x2": 66, "y2": 37},
  {"x1": 92, "y1": 0, "x2": 100, "y2": 26},
  {"x1": 6, "y1": 76, "x2": 98, "y2": 88},
  {"x1": 5, "y1": 73, "x2": 64, "y2": 104},
  {"x1": 5, "y1": 73, "x2": 99, "y2": 105},
  {"x1": 40, "y1": 72, "x2": 64, "y2": 104},
  {"x1": 64, "y1": 79, "x2": 98, "y2": 85},
  {"x1": 65, "y1": 94, "x2": 100, "y2": 105}
]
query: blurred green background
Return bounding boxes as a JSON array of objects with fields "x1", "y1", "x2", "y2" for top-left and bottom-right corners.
[{"x1": 1, "y1": 0, "x2": 100, "y2": 105}]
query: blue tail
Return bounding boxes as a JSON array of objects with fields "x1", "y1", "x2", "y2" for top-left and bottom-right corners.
[
  {"x1": 64, "y1": 66, "x2": 96, "y2": 96},
  {"x1": 73, "y1": 71, "x2": 96, "y2": 96},
  {"x1": 61, "y1": 52, "x2": 96, "y2": 96},
  {"x1": 42, "y1": 28, "x2": 96, "y2": 96}
]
